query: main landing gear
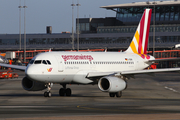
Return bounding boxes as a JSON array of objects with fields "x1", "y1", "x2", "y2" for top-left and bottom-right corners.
[
  {"x1": 44, "y1": 83, "x2": 72, "y2": 97},
  {"x1": 109, "y1": 91, "x2": 122, "y2": 98},
  {"x1": 44, "y1": 83, "x2": 53, "y2": 97},
  {"x1": 59, "y1": 84, "x2": 72, "y2": 96}
]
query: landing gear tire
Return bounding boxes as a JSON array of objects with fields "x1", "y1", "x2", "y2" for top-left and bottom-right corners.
[
  {"x1": 109, "y1": 92, "x2": 122, "y2": 98},
  {"x1": 109, "y1": 93, "x2": 115, "y2": 97},
  {"x1": 59, "y1": 88, "x2": 65, "y2": 96},
  {"x1": 59, "y1": 84, "x2": 72, "y2": 96},
  {"x1": 66, "y1": 88, "x2": 72, "y2": 96},
  {"x1": 59, "y1": 88, "x2": 72, "y2": 96},
  {"x1": 116, "y1": 91, "x2": 122, "y2": 98},
  {"x1": 44, "y1": 91, "x2": 51, "y2": 97}
]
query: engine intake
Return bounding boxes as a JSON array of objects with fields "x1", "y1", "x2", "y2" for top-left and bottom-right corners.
[
  {"x1": 98, "y1": 76, "x2": 126, "y2": 92},
  {"x1": 22, "y1": 77, "x2": 46, "y2": 91}
]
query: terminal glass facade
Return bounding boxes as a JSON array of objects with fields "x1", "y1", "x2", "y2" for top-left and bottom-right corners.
[
  {"x1": 1, "y1": 35, "x2": 180, "y2": 49},
  {"x1": 97, "y1": 25, "x2": 180, "y2": 33},
  {"x1": 0, "y1": 38, "x2": 70, "y2": 45},
  {"x1": 116, "y1": 6, "x2": 180, "y2": 23}
]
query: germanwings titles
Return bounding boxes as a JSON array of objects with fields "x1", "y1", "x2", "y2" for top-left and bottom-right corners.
[{"x1": 1, "y1": 9, "x2": 180, "y2": 98}]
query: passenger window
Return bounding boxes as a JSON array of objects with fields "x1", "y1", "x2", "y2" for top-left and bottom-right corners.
[
  {"x1": 46, "y1": 60, "x2": 51, "y2": 65},
  {"x1": 34, "y1": 60, "x2": 42, "y2": 64},
  {"x1": 42, "y1": 60, "x2": 47, "y2": 65},
  {"x1": 29, "y1": 60, "x2": 34, "y2": 64}
]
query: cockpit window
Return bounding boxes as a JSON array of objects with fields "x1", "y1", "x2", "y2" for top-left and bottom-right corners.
[
  {"x1": 34, "y1": 60, "x2": 42, "y2": 64},
  {"x1": 29, "y1": 60, "x2": 34, "y2": 64},
  {"x1": 46, "y1": 60, "x2": 51, "y2": 65},
  {"x1": 42, "y1": 60, "x2": 47, "y2": 65}
]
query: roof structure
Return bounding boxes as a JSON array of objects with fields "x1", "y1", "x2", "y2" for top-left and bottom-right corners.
[{"x1": 100, "y1": 0, "x2": 180, "y2": 9}]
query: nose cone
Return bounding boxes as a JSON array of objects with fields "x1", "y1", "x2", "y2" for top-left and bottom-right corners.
[{"x1": 25, "y1": 65, "x2": 36, "y2": 80}]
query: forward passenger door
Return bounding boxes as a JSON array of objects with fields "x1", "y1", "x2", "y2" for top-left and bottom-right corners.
[{"x1": 55, "y1": 55, "x2": 64, "y2": 72}]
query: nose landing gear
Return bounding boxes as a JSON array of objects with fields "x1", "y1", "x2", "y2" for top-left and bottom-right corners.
[
  {"x1": 59, "y1": 84, "x2": 72, "y2": 96},
  {"x1": 44, "y1": 83, "x2": 53, "y2": 97},
  {"x1": 44, "y1": 91, "x2": 51, "y2": 97}
]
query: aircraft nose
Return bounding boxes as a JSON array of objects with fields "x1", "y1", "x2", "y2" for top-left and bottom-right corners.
[{"x1": 25, "y1": 65, "x2": 36, "y2": 79}]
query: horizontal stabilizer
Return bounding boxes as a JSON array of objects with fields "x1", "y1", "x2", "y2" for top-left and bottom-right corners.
[{"x1": 147, "y1": 57, "x2": 180, "y2": 63}]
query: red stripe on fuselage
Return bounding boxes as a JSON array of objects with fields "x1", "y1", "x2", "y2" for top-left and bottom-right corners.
[
  {"x1": 138, "y1": 10, "x2": 146, "y2": 54},
  {"x1": 144, "y1": 9, "x2": 152, "y2": 54}
]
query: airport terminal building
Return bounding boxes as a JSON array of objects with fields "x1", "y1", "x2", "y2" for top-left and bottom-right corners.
[{"x1": 1, "y1": 0, "x2": 180, "y2": 52}]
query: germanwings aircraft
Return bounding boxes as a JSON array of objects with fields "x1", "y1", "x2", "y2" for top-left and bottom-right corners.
[{"x1": 1, "y1": 9, "x2": 180, "y2": 97}]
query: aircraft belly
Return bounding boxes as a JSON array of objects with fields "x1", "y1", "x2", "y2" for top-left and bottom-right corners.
[
  {"x1": 73, "y1": 70, "x2": 93, "y2": 84},
  {"x1": 32, "y1": 73, "x2": 73, "y2": 83}
]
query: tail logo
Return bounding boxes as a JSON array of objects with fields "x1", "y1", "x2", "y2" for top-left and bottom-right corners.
[{"x1": 126, "y1": 9, "x2": 152, "y2": 59}]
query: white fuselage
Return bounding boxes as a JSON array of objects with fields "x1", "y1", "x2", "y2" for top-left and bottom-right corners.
[{"x1": 25, "y1": 52, "x2": 155, "y2": 84}]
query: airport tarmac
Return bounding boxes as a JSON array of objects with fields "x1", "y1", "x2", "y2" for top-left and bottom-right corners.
[{"x1": 0, "y1": 70, "x2": 180, "y2": 119}]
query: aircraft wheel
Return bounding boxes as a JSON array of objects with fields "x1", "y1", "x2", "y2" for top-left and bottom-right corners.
[
  {"x1": 109, "y1": 93, "x2": 115, "y2": 97},
  {"x1": 66, "y1": 88, "x2": 72, "y2": 96},
  {"x1": 116, "y1": 91, "x2": 122, "y2": 98},
  {"x1": 44, "y1": 91, "x2": 51, "y2": 97},
  {"x1": 44, "y1": 92, "x2": 48, "y2": 97},
  {"x1": 59, "y1": 88, "x2": 65, "y2": 96},
  {"x1": 48, "y1": 92, "x2": 51, "y2": 97}
]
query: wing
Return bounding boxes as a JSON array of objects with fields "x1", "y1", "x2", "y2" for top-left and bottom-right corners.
[
  {"x1": 86, "y1": 68, "x2": 180, "y2": 79},
  {"x1": 0, "y1": 63, "x2": 26, "y2": 71}
]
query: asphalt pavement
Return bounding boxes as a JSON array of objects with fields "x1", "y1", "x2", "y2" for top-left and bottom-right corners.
[{"x1": 0, "y1": 70, "x2": 180, "y2": 119}]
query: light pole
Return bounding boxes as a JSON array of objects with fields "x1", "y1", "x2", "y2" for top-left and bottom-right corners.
[
  {"x1": 153, "y1": 0, "x2": 156, "y2": 57},
  {"x1": 18, "y1": 0, "x2": 22, "y2": 51},
  {"x1": 23, "y1": 1, "x2": 27, "y2": 63},
  {"x1": 76, "y1": 1, "x2": 80, "y2": 51},
  {"x1": 71, "y1": 3, "x2": 75, "y2": 50}
]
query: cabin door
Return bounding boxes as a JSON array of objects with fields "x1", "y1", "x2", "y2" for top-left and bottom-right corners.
[{"x1": 55, "y1": 55, "x2": 64, "y2": 72}]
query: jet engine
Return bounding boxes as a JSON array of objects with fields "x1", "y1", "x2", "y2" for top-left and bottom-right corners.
[
  {"x1": 98, "y1": 76, "x2": 127, "y2": 92},
  {"x1": 22, "y1": 77, "x2": 46, "y2": 91}
]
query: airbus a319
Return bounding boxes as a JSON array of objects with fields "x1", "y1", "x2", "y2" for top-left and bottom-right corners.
[{"x1": 1, "y1": 9, "x2": 180, "y2": 98}]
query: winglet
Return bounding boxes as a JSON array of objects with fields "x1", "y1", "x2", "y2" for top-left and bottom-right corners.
[{"x1": 125, "y1": 9, "x2": 152, "y2": 55}]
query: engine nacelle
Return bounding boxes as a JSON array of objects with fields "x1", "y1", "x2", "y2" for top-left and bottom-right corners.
[
  {"x1": 98, "y1": 76, "x2": 127, "y2": 92},
  {"x1": 22, "y1": 77, "x2": 46, "y2": 91}
]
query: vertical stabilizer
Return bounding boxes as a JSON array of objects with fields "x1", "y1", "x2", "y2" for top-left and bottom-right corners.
[{"x1": 125, "y1": 9, "x2": 152, "y2": 55}]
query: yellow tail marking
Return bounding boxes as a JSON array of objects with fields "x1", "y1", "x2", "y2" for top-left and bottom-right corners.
[
  {"x1": 135, "y1": 30, "x2": 139, "y2": 44},
  {"x1": 141, "y1": 47, "x2": 144, "y2": 54},
  {"x1": 130, "y1": 41, "x2": 138, "y2": 53}
]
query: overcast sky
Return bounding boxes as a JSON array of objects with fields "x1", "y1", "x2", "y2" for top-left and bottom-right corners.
[{"x1": 0, "y1": 0, "x2": 148, "y2": 34}]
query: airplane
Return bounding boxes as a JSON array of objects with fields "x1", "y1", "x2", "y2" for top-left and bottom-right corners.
[{"x1": 1, "y1": 8, "x2": 180, "y2": 98}]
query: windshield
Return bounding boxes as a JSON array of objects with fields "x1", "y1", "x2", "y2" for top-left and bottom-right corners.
[
  {"x1": 42, "y1": 60, "x2": 47, "y2": 65},
  {"x1": 31, "y1": 60, "x2": 51, "y2": 65},
  {"x1": 46, "y1": 60, "x2": 51, "y2": 65},
  {"x1": 34, "y1": 60, "x2": 42, "y2": 64}
]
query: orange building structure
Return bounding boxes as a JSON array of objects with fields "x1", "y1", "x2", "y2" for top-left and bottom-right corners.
[
  {"x1": 147, "y1": 50, "x2": 180, "y2": 68},
  {"x1": 0, "y1": 49, "x2": 180, "y2": 68},
  {"x1": 14, "y1": 50, "x2": 50, "y2": 60}
]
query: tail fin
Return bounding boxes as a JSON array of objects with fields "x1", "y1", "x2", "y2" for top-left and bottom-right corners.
[{"x1": 126, "y1": 9, "x2": 152, "y2": 54}]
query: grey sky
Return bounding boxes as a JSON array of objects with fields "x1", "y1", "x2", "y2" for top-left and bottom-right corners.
[{"x1": 0, "y1": 0, "x2": 146, "y2": 34}]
